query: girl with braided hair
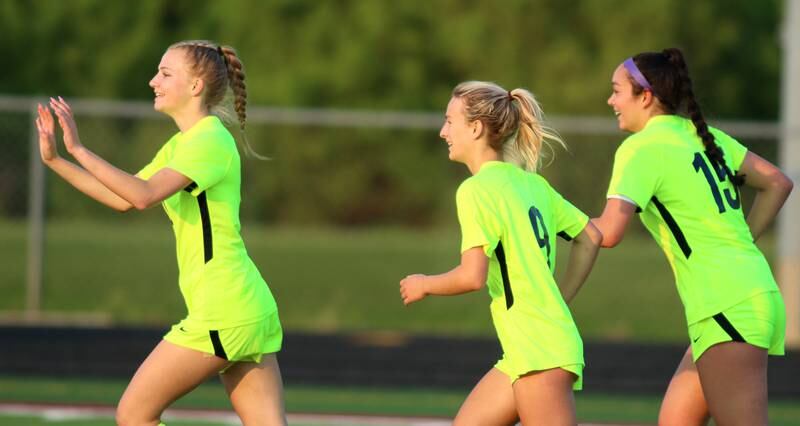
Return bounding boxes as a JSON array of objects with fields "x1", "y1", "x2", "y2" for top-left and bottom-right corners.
[
  {"x1": 593, "y1": 47, "x2": 793, "y2": 425},
  {"x1": 400, "y1": 81, "x2": 602, "y2": 425},
  {"x1": 35, "y1": 40, "x2": 286, "y2": 425}
]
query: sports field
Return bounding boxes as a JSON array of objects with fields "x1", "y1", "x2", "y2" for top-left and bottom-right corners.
[
  {"x1": 1, "y1": 376, "x2": 798, "y2": 425},
  {"x1": 1, "y1": 220, "x2": 793, "y2": 425},
  {"x1": 0, "y1": 218, "x2": 731, "y2": 340}
]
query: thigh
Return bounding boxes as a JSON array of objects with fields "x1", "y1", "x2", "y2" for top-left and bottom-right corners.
[
  {"x1": 696, "y1": 342, "x2": 768, "y2": 426},
  {"x1": 512, "y1": 367, "x2": 576, "y2": 426},
  {"x1": 118, "y1": 340, "x2": 228, "y2": 423},
  {"x1": 658, "y1": 346, "x2": 709, "y2": 426},
  {"x1": 454, "y1": 368, "x2": 518, "y2": 426},
  {"x1": 221, "y1": 353, "x2": 286, "y2": 426}
]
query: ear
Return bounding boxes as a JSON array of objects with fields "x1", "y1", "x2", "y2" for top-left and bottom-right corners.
[
  {"x1": 190, "y1": 79, "x2": 204, "y2": 97},
  {"x1": 470, "y1": 119, "x2": 484, "y2": 140},
  {"x1": 640, "y1": 89, "x2": 656, "y2": 109}
]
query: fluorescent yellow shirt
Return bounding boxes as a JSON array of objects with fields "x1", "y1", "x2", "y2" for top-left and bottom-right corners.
[
  {"x1": 607, "y1": 115, "x2": 778, "y2": 324},
  {"x1": 139, "y1": 116, "x2": 277, "y2": 329}
]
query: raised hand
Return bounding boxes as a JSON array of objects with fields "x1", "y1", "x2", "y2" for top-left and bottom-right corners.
[
  {"x1": 49, "y1": 96, "x2": 84, "y2": 154},
  {"x1": 35, "y1": 103, "x2": 59, "y2": 163}
]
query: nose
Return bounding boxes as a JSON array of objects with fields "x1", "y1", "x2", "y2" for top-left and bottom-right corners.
[
  {"x1": 149, "y1": 75, "x2": 157, "y2": 89},
  {"x1": 439, "y1": 123, "x2": 447, "y2": 140},
  {"x1": 607, "y1": 94, "x2": 613, "y2": 107}
]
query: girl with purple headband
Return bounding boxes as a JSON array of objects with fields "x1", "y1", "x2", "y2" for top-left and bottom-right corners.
[{"x1": 593, "y1": 48, "x2": 792, "y2": 425}]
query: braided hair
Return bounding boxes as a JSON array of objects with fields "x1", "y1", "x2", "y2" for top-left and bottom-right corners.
[
  {"x1": 628, "y1": 48, "x2": 744, "y2": 186},
  {"x1": 169, "y1": 40, "x2": 265, "y2": 159}
]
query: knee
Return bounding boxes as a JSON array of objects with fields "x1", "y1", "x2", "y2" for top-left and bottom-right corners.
[{"x1": 115, "y1": 400, "x2": 159, "y2": 426}]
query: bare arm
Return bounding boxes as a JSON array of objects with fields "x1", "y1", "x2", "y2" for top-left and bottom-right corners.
[
  {"x1": 591, "y1": 198, "x2": 638, "y2": 248},
  {"x1": 738, "y1": 151, "x2": 794, "y2": 241},
  {"x1": 48, "y1": 97, "x2": 191, "y2": 210},
  {"x1": 559, "y1": 221, "x2": 603, "y2": 303},
  {"x1": 36, "y1": 103, "x2": 133, "y2": 212},
  {"x1": 399, "y1": 247, "x2": 488, "y2": 306}
]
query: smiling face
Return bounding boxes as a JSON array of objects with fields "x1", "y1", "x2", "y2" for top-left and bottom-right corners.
[
  {"x1": 607, "y1": 63, "x2": 650, "y2": 133},
  {"x1": 439, "y1": 96, "x2": 478, "y2": 164},
  {"x1": 148, "y1": 48, "x2": 197, "y2": 117}
]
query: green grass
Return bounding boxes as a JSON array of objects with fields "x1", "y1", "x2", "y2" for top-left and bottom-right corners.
[
  {"x1": 0, "y1": 219, "x2": 777, "y2": 342},
  {"x1": 0, "y1": 376, "x2": 798, "y2": 425}
]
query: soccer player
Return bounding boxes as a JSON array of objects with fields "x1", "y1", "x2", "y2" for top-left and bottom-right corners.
[
  {"x1": 400, "y1": 81, "x2": 602, "y2": 425},
  {"x1": 35, "y1": 41, "x2": 286, "y2": 426},
  {"x1": 594, "y1": 48, "x2": 793, "y2": 426}
]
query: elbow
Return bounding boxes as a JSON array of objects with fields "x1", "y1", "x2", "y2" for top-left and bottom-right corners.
[
  {"x1": 600, "y1": 232, "x2": 622, "y2": 248},
  {"x1": 114, "y1": 203, "x2": 134, "y2": 213},
  {"x1": 779, "y1": 175, "x2": 794, "y2": 195},
  {"x1": 463, "y1": 272, "x2": 486, "y2": 292},
  {"x1": 130, "y1": 195, "x2": 158, "y2": 211}
]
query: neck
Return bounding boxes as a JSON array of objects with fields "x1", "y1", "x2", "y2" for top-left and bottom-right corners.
[
  {"x1": 466, "y1": 146, "x2": 501, "y2": 175},
  {"x1": 171, "y1": 106, "x2": 210, "y2": 133}
]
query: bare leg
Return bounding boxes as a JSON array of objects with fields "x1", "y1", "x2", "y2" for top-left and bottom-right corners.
[
  {"x1": 696, "y1": 342, "x2": 768, "y2": 426},
  {"x1": 659, "y1": 346, "x2": 709, "y2": 426},
  {"x1": 221, "y1": 353, "x2": 287, "y2": 426},
  {"x1": 453, "y1": 368, "x2": 518, "y2": 426},
  {"x1": 116, "y1": 340, "x2": 228, "y2": 426},
  {"x1": 513, "y1": 367, "x2": 576, "y2": 426}
]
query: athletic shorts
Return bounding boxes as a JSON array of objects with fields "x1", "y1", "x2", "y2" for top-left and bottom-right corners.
[
  {"x1": 688, "y1": 290, "x2": 785, "y2": 361},
  {"x1": 491, "y1": 303, "x2": 584, "y2": 390},
  {"x1": 164, "y1": 310, "x2": 283, "y2": 372},
  {"x1": 495, "y1": 359, "x2": 583, "y2": 391}
]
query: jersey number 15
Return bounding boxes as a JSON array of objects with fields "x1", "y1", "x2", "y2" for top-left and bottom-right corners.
[{"x1": 692, "y1": 152, "x2": 741, "y2": 213}]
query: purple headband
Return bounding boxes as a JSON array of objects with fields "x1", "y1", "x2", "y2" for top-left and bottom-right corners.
[{"x1": 623, "y1": 58, "x2": 652, "y2": 91}]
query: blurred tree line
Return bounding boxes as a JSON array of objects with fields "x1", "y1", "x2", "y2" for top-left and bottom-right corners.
[{"x1": 0, "y1": 0, "x2": 784, "y2": 225}]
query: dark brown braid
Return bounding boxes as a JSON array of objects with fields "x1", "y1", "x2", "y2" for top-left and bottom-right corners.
[{"x1": 631, "y1": 48, "x2": 744, "y2": 187}]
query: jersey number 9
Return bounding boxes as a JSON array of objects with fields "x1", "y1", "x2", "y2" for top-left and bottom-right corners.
[{"x1": 528, "y1": 205, "x2": 552, "y2": 269}]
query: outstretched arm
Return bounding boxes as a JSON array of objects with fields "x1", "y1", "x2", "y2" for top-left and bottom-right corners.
[
  {"x1": 49, "y1": 97, "x2": 190, "y2": 210},
  {"x1": 737, "y1": 152, "x2": 793, "y2": 241},
  {"x1": 36, "y1": 103, "x2": 133, "y2": 212},
  {"x1": 558, "y1": 221, "x2": 602, "y2": 303},
  {"x1": 399, "y1": 247, "x2": 488, "y2": 306},
  {"x1": 591, "y1": 198, "x2": 637, "y2": 248}
]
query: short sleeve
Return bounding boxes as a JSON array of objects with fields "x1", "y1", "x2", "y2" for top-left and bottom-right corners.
[
  {"x1": 456, "y1": 179, "x2": 500, "y2": 256},
  {"x1": 606, "y1": 138, "x2": 661, "y2": 209},
  {"x1": 167, "y1": 131, "x2": 233, "y2": 196},
  {"x1": 136, "y1": 138, "x2": 173, "y2": 180},
  {"x1": 548, "y1": 184, "x2": 589, "y2": 240},
  {"x1": 711, "y1": 128, "x2": 748, "y2": 171}
]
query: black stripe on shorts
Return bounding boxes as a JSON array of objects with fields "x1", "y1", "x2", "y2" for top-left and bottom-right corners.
[
  {"x1": 209, "y1": 330, "x2": 228, "y2": 360},
  {"x1": 712, "y1": 313, "x2": 746, "y2": 343}
]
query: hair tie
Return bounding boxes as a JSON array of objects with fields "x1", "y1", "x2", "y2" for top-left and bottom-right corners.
[
  {"x1": 217, "y1": 45, "x2": 227, "y2": 64},
  {"x1": 508, "y1": 90, "x2": 514, "y2": 101}
]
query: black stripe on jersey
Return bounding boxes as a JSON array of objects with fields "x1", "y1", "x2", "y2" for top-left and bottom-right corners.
[
  {"x1": 557, "y1": 231, "x2": 573, "y2": 241},
  {"x1": 494, "y1": 242, "x2": 514, "y2": 310},
  {"x1": 712, "y1": 313, "x2": 746, "y2": 342},
  {"x1": 197, "y1": 191, "x2": 213, "y2": 263},
  {"x1": 209, "y1": 330, "x2": 228, "y2": 360},
  {"x1": 651, "y1": 196, "x2": 692, "y2": 259},
  {"x1": 184, "y1": 182, "x2": 198, "y2": 193}
]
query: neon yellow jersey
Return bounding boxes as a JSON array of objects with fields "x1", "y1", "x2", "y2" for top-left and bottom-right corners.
[
  {"x1": 607, "y1": 115, "x2": 778, "y2": 324},
  {"x1": 457, "y1": 161, "x2": 588, "y2": 372},
  {"x1": 138, "y1": 116, "x2": 277, "y2": 329}
]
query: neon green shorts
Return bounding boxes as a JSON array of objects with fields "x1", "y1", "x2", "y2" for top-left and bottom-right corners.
[
  {"x1": 491, "y1": 304, "x2": 584, "y2": 390},
  {"x1": 689, "y1": 290, "x2": 785, "y2": 361},
  {"x1": 164, "y1": 311, "x2": 283, "y2": 371}
]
